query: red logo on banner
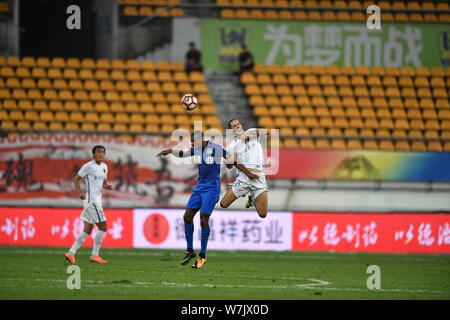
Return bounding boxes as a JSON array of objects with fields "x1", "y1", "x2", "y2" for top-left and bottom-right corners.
[{"x1": 143, "y1": 213, "x2": 169, "y2": 244}]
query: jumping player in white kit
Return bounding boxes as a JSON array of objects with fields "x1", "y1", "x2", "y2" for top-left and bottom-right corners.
[
  {"x1": 220, "y1": 119, "x2": 270, "y2": 218},
  {"x1": 64, "y1": 145, "x2": 113, "y2": 264}
]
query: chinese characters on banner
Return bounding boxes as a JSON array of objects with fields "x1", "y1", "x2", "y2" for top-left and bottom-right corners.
[
  {"x1": 293, "y1": 213, "x2": 450, "y2": 253},
  {"x1": 0, "y1": 207, "x2": 133, "y2": 247},
  {"x1": 133, "y1": 209, "x2": 292, "y2": 251},
  {"x1": 1, "y1": 208, "x2": 449, "y2": 253}
]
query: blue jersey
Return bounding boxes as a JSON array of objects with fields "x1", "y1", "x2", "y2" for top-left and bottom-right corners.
[{"x1": 189, "y1": 141, "x2": 227, "y2": 191}]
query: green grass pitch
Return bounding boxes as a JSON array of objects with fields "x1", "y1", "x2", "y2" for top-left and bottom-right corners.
[{"x1": 0, "y1": 246, "x2": 449, "y2": 300}]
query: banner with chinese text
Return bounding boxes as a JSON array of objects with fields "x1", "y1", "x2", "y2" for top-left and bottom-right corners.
[
  {"x1": 133, "y1": 208, "x2": 292, "y2": 251},
  {"x1": 201, "y1": 19, "x2": 449, "y2": 70},
  {"x1": 0, "y1": 207, "x2": 133, "y2": 247},
  {"x1": 0, "y1": 134, "x2": 236, "y2": 207},
  {"x1": 292, "y1": 212, "x2": 450, "y2": 254}
]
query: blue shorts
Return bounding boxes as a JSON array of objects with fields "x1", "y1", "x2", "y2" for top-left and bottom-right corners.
[{"x1": 186, "y1": 189, "x2": 220, "y2": 215}]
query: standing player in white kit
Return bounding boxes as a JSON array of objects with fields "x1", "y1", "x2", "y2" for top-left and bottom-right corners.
[
  {"x1": 64, "y1": 145, "x2": 113, "y2": 264},
  {"x1": 220, "y1": 119, "x2": 270, "y2": 218}
]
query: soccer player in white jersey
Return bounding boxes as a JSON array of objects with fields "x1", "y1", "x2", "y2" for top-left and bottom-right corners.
[
  {"x1": 220, "y1": 119, "x2": 270, "y2": 218},
  {"x1": 64, "y1": 145, "x2": 113, "y2": 264}
]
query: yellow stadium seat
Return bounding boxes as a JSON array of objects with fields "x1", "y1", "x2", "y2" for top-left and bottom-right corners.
[
  {"x1": 94, "y1": 70, "x2": 109, "y2": 80},
  {"x1": 347, "y1": 139, "x2": 362, "y2": 150},
  {"x1": 264, "y1": 10, "x2": 279, "y2": 19},
  {"x1": 339, "y1": 86, "x2": 354, "y2": 98},
  {"x1": 289, "y1": 117, "x2": 309, "y2": 129},
  {"x1": 66, "y1": 58, "x2": 81, "y2": 68},
  {"x1": 303, "y1": 75, "x2": 318, "y2": 86},
  {"x1": 256, "y1": 74, "x2": 272, "y2": 84},
  {"x1": 433, "y1": 88, "x2": 448, "y2": 99},
  {"x1": 295, "y1": 127, "x2": 309, "y2": 136},
  {"x1": 354, "y1": 86, "x2": 369, "y2": 98},
  {"x1": 410, "y1": 119, "x2": 425, "y2": 130},
  {"x1": 323, "y1": 86, "x2": 338, "y2": 97},
  {"x1": 73, "y1": 90, "x2": 88, "y2": 101},
  {"x1": 36, "y1": 57, "x2": 51, "y2": 67},
  {"x1": 427, "y1": 141, "x2": 442, "y2": 152},
  {"x1": 335, "y1": 75, "x2": 350, "y2": 86},
  {"x1": 392, "y1": 109, "x2": 406, "y2": 119},
  {"x1": 362, "y1": 140, "x2": 378, "y2": 150},
  {"x1": 315, "y1": 138, "x2": 330, "y2": 150},
  {"x1": 379, "y1": 140, "x2": 395, "y2": 151},
  {"x1": 235, "y1": 9, "x2": 250, "y2": 19},
  {"x1": 24, "y1": 110, "x2": 39, "y2": 121},
  {"x1": 97, "y1": 123, "x2": 112, "y2": 131},
  {"x1": 16, "y1": 67, "x2": 31, "y2": 78},
  {"x1": 22, "y1": 57, "x2": 36, "y2": 67},
  {"x1": 336, "y1": 11, "x2": 351, "y2": 21},
  {"x1": 299, "y1": 138, "x2": 315, "y2": 150},
  {"x1": 322, "y1": 11, "x2": 336, "y2": 21},
  {"x1": 436, "y1": 99, "x2": 449, "y2": 109}
]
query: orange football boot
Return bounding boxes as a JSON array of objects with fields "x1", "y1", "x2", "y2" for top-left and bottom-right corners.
[
  {"x1": 89, "y1": 256, "x2": 108, "y2": 264},
  {"x1": 64, "y1": 252, "x2": 76, "y2": 264}
]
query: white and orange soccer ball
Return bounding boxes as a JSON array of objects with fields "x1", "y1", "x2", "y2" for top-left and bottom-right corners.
[{"x1": 180, "y1": 94, "x2": 198, "y2": 111}]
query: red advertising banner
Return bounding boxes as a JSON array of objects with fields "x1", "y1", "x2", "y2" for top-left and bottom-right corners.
[
  {"x1": 0, "y1": 207, "x2": 133, "y2": 247},
  {"x1": 0, "y1": 134, "x2": 236, "y2": 207},
  {"x1": 292, "y1": 212, "x2": 450, "y2": 254}
]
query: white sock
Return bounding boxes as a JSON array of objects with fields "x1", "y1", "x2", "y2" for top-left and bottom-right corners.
[
  {"x1": 91, "y1": 230, "x2": 105, "y2": 257},
  {"x1": 69, "y1": 232, "x2": 89, "y2": 255}
]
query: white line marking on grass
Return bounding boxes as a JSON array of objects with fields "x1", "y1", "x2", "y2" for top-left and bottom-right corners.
[
  {"x1": 0, "y1": 278, "x2": 448, "y2": 295},
  {"x1": 0, "y1": 248, "x2": 447, "y2": 263}
]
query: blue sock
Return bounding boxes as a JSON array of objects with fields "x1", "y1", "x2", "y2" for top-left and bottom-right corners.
[
  {"x1": 185, "y1": 223, "x2": 194, "y2": 250},
  {"x1": 200, "y1": 226, "x2": 210, "y2": 256}
]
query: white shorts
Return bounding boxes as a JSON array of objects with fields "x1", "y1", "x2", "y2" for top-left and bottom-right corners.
[
  {"x1": 80, "y1": 202, "x2": 106, "y2": 225},
  {"x1": 230, "y1": 173, "x2": 268, "y2": 200}
]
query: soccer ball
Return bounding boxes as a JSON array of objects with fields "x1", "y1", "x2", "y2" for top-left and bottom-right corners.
[{"x1": 181, "y1": 94, "x2": 198, "y2": 111}]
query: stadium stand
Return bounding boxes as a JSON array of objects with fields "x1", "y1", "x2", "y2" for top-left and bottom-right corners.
[
  {"x1": 215, "y1": 0, "x2": 450, "y2": 23},
  {"x1": 241, "y1": 64, "x2": 450, "y2": 152},
  {"x1": 0, "y1": 57, "x2": 222, "y2": 136}
]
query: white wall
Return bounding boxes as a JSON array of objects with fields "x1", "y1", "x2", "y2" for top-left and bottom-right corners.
[{"x1": 171, "y1": 17, "x2": 201, "y2": 62}]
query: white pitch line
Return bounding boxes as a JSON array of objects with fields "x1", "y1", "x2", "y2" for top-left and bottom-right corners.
[
  {"x1": 1, "y1": 277, "x2": 448, "y2": 295},
  {"x1": 0, "y1": 248, "x2": 447, "y2": 263}
]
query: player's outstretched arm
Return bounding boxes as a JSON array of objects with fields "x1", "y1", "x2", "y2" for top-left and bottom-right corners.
[
  {"x1": 156, "y1": 149, "x2": 191, "y2": 158},
  {"x1": 73, "y1": 175, "x2": 86, "y2": 200},
  {"x1": 243, "y1": 128, "x2": 271, "y2": 139},
  {"x1": 156, "y1": 149, "x2": 172, "y2": 157}
]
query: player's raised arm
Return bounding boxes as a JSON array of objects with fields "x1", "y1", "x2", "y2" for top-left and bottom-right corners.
[
  {"x1": 73, "y1": 175, "x2": 86, "y2": 200},
  {"x1": 156, "y1": 148, "x2": 193, "y2": 158}
]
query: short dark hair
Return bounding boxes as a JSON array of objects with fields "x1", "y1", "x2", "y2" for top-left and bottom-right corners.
[
  {"x1": 92, "y1": 145, "x2": 106, "y2": 154},
  {"x1": 227, "y1": 118, "x2": 238, "y2": 129}
]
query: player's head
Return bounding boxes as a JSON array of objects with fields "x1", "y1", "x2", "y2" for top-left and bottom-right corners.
[
  {"x1": 227, "y1": 119, "x2": 244, "y2": 137},
  {"x1": 92, "y1": 145, "x2": 106, "y2": 162},
  {"x1": 191, "y1": 130, "x2": 204, "y2": 148}
]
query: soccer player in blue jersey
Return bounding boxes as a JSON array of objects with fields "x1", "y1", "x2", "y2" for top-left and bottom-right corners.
[{"x1": 156, "y1": 131, "x2": 229, "y2": 269}]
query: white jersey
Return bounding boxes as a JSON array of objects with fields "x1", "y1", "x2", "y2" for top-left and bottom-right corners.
[
  {"x1": 77, "y1": 160, "x2": 108, "y2": 204},
  {"x1": 228, "y1": 129, "x2": 265, "y2": 180}
]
